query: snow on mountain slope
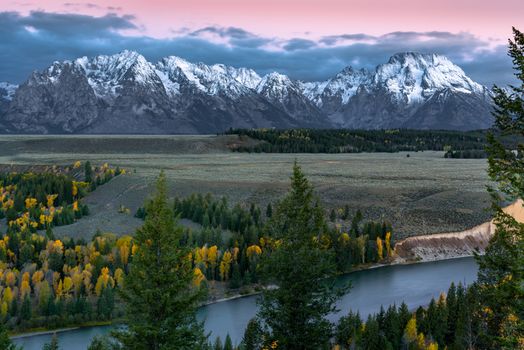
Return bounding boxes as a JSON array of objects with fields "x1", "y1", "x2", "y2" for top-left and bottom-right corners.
[
  {"x1": 373, "y1": 53, "x2": 488, "y2": 104},
  {"x1": 0, "y1": 51, "x2": 494, "y2": 133},
  {"x1": 156, "y1": 56, "x2": 257, "y2": 98},
  {"x1": 75, "y1": 50, "x2": 163, "y2": 99},
  {"x1": 0, "y1": 82, "x2": 17, "y2": 101}
]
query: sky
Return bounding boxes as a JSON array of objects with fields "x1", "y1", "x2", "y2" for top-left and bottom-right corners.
[{"x1": 0, "y1": 0, "x2": 522, "y2": 86}]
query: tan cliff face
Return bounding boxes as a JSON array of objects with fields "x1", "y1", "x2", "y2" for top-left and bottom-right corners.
[{"x1": 394, "y1": 199, "x2": 524, "y2": 262}]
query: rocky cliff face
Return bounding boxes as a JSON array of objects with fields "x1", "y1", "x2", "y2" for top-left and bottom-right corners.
[{"x1": 0, "y1": 51, "x2": 494, "y2": 134}]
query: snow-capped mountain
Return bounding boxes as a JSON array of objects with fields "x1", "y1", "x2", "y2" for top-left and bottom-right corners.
[
  {"x1": 303, "y1": 53, "x2": 493, "y2": 129},
  {"x1": 0, "y1": 51, "x2": 494, "y2": 134}
]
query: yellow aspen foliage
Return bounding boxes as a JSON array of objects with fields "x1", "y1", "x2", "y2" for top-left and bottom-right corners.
[
  {"x1": 426, "y1": 342, "x2": 438, "y2": 350},
  {"x1": 114, "y1": 268, "x2": 124, "y2": 287},
  {"x1": 95, "y1": 267, "x2": 114, "y2": 296},
  {"x1": 219, "y1": 251, "x2": 233, "y2": 281},
  {"x1": 46, "y1": 194, "x2": 58, "y2": 208},
  {"x1": 246, "y1": 245, "x2": 262, "y2": 258},
  {"x1": 52, "y1": 271, "x2": 61, "y2": 293},
  {"x1": 207, "y1": 245, "x2": 218, "y2": 267},
  {"x1": 339, "y1": 233, "x2": 350, "y2": 244},
  {"x1": 232, "y1": 247, "x2": 239, "y2": 261},
  {"x1": 73, "y1": 161, "x2": 82, "y2": 169},
  {"x1": 22, "y1": 271, "x2": 30, "y2": 283},
  {"x1": 193, "y1": 267, "x2": 205, "y2": 287},
  {"x1": 56, "y1": 279, "x2": 63, "y2": 298},
  {"x1": 5, "y1": 271, "x2": 16, "y2": 287},
  {"x1": 2, "y1": 287, "x2": 13, "y2": 305},
  {"x1": 73, "y1": 200, "x2": 79, "y2": 211},
  {"x1": 417, "y1": 333, "x2": 426, "y2": 349},
  {"x1": 0, "y1": 301, "x2": 7, "y2": 318},
  {"x1": 377, "y1": 237, "x2": 383, "y2": 260},
  {"x1": 82, "y1": 269, "x2": 93, "y2": 295},
  {"x1": 119, "y1": 243, "x2": 130, "y2": 266},
  {"x1": 385, "y1": 232, "x2": 392, "y2": 257},
  {"x1": 20, "y1": 280, "x2": 31, "y2": 298},
  {"x1": 404, "y1": 317, "x2": 418, "y2": 344},
  {"x1": 31, "y1": 270, "x2": 44, "y2": 286},
  {"x1": 25, "y1": 197, "x2": 37, "y2": 209},
  {"x1": 72, "y1": 269, "x2": 84, "y2": 296},
  {"x1": 72, "y1": 183, "x2": 78, "y2": 197},
  {"x1": 62, "y1": 276, "x2": 73, "y2": 295},
  {"x1": 194, "y1": 246, "x2": 207, "y2": 266}
]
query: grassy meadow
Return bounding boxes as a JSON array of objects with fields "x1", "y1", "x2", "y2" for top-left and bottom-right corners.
[{"x1": 0, "y1": 135, "x2": 491, "y2": 240}]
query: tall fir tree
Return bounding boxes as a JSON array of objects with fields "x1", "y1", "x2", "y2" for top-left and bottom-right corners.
[
  {"x1": 256, "y1": 162, "x2": 349, "y2": 349},
  {"x1": 113, "y1": 172, "x2": 207, "y2": 350},
  {"x1": 478, "y1": 26, "x2": 524, "y2": 349}
]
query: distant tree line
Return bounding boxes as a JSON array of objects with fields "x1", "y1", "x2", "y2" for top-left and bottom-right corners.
[{"x1": 225, "y1": 128, "x2": 489, "y2": 153}]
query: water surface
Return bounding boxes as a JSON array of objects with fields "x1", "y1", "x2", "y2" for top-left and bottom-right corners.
[{"x1": 14, "y1": 257, "x2": 478, "y2": 349}]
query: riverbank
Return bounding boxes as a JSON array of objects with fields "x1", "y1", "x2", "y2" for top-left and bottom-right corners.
[
  {"x1": 394, "y1": 200, "x2": 524, "y2": 263},
  {"x1": 9, "y1": 321, "x2": 115, "y2": 339}
]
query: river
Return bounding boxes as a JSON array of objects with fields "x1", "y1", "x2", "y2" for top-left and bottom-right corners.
[{"x1": 13, "y1": 257, "x2": 478, "y2": 349}]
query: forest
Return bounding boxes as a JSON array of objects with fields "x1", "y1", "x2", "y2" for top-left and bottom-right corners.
[{"x1": 225, "y1": 128, "x2": 488, "y2": 154}]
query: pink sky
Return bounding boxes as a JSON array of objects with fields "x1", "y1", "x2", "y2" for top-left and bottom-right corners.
[{"x1": 3, "y1": 0, "x2": 523, "y2": 42}]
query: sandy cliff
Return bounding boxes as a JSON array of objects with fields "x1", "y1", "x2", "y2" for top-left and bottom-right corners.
[{"x1": 394, "y1": 199, "x2": 524, "y2": 262}]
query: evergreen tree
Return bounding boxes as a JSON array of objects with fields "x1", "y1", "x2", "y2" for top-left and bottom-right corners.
[
  {"x1": 113, "y1": 172, "x2": 207, "y2": 350},
  {"x1": 85, "y1": 161, "x2": 93, "y2": 183},
  {"x1": 223, "y1": 334, "x2": 233, "y2": 350},
  {"x1": 257, "y1": 162, "x2": 349, "y2": 349},
  {"x1": 478, "y1": 27, "x2": 524, "y2": 349},
  {"x1": 42, "y1": 334, "x2": 60, "y2": 350},
  {"x1": 329, "y1": 208, "x2": 337, "y2": 222},
  {"x1": 265, "y1": 203, "x2": 272, "y2": 218},
  {"x1": 0, "y1": 322, "x2": 20, "y2": 350},
  {"x1": 241, "y1": 318, "x2": 263, "y2": 350},
  {"x1": 20, "y1": 294, "x2": 32, "y2": 322},
  {"x1": 213, "y1": 337, "x2": 223, "y2": 350}
]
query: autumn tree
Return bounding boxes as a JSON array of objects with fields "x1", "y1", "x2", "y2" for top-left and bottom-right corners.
[
  {"x1": 477, "y1": 27, "x2": 524, "y2": 349},
  {"x1": 113, "y1": 172, "x2": 207, "y2": 349},
  {"x1": 257, "y1": 162, "x2": 349, "y2": 349}
]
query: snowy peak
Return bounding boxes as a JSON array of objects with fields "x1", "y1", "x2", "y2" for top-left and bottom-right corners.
[
  {"x1": 256, "y1": 72, "x2": 299, "y2": 99},
  {"x1": 227, "y1": 67, "x2": 261, "y2": 90},
  {"x1": 0, "y1": 50, "x2": 494, "y2": 133},
  {"x1": 374, "y1": 52, "x2": 486, "y2": 102},
  {"x1": 156, "y1": 56, "x2": 257, "y2": 97},
  {"x1": 0, "y1": 82, "x2": 18, "y2": 101},
  {"x1": 74, "y1": 50, "x2": 162, "y2": 97}
]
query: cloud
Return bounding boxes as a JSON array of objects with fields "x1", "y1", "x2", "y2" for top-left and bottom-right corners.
[{"x1": 0, "y1": 11, "x2": 516, "y2": 87}]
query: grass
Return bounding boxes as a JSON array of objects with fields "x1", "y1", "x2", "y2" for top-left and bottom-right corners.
[{"x1": 0, "y1": 135, "x2": 491, "y2": 240}]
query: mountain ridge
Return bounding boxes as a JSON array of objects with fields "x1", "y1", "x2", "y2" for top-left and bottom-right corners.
[{"x1": 0, "y1": 51, "x2": 494, "y2": 134}]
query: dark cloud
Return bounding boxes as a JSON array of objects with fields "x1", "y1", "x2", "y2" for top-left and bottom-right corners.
[
  {"x1": 0, "y1": 11, "x2": 516, "y2": 87},
  {"x1": 282, "y1": 38, "x2": 317, "y2": 51}
]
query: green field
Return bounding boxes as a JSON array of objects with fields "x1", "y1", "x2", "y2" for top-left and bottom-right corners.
[{"x1": 0, "y1": 135, "x2": 491, "y2": 239}]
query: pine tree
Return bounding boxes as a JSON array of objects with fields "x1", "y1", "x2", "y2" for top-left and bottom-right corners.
[
  {"x1": 242, "y1": 318, "x2": 263, "y2": 350},
  {"x1": 85, "y1": 161, "x2": 93, "y2": 183},
  {"x1": 330, "y1": 208, "x2": 337, "y2": 222},
  {"x1": 43, "y1": 334, "x2": 60, "y2": 350},
  {"x1": 265, "y1": 203, "x2": 272, "y2": 218},
  {"x1": 0, "y1": 322, "x2": 20, "y2": 350},
  {"x1": 223, "y1": 334, "x2": 233, "y2": 350},
  {"x1": 20, "y1": 294, "x2": 32, "y2": 322},
  {"x1": 257, "y1": 162, "x2": 349, "y2": 349},
  {"x1": 113, "y1": 172, "x2": 207, "y2": 350},
  {"x1": 478, "y1": 27, "x2": 524, "y2": 349}
]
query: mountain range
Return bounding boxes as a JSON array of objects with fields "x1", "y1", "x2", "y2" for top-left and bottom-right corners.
[{"x1": 0, "y1": 51, "x2": 494, "y2": 134}]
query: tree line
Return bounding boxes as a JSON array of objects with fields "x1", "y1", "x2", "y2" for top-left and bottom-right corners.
[{"x1": 225, "y1": 128, "x2": 489, "y2": 154}]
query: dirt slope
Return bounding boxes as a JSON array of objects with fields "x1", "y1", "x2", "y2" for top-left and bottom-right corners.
[{"x1": 394, "y1": 199, "x2": 524, "y2": 262}]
